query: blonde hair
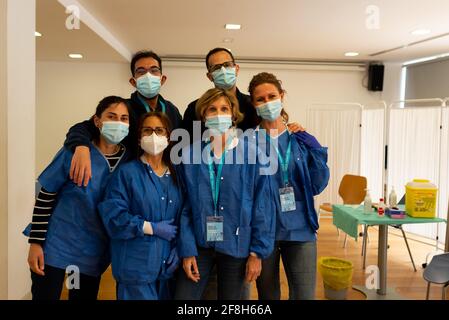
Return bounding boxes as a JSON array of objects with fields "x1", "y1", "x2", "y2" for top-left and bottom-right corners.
[{"x1": 195, "y1": 88, "x2": 244, "y2": 125}]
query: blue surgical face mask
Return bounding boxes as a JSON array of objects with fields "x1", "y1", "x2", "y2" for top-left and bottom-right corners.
[
  {"x1": 136, "y1": 73, "x2": 161, "y2": 99},
  {"x1": 211, "y1": 67, "x2": 237, "y2": 90},
  {"x1": 100, "y1": 121, "x2": 129, "y2": 144},
  {"x1": 205, "y1": 115, "x2": 233, "y2": 134},
  {"x1": 256, "y1": 99, "x2": 283, "y2": 121}
]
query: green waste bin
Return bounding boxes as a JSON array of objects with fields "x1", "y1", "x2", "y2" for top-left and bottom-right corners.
[{"x1": 318, "y1": 257, "x2": 353, "y2": 300}]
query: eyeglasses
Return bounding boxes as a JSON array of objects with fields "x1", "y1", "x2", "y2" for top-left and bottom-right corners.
[
  {"x1": 208, "y1": 61, "x2": 236, "y2": 73},
  {"x1": 134, "y1": 66, "x2": 162, "y2": 77},
  {"x1": 142, "y1": 126, "x2": 168, "y2": 136}
]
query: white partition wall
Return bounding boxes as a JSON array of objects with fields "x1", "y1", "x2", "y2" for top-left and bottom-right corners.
[
  {"x1": 360, "y1": 104, "x2": 386, "y2": 202},
  {"x1": 306, "y1": 104, "x2": 362, "y2": 207},
  {"x1": 387, "y1": 100, "x2": 445, "y2": 241}
]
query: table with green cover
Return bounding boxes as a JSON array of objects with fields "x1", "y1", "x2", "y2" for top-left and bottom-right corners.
[{"x1": 332, "y1": 204, "x2": 446, "y2": 299}]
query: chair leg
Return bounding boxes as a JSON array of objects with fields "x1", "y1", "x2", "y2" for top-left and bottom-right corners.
[
  {"x1": 336, "y1": 227, "x2": 340, "y2": 236},
  {"x1": 343, "y1": 234, "x2": 348, "y2": 248},
  {"x1": 362, "y1": 225, "x2": 368, "y2": 269},
  {"x1": 426, "y1": 282, "x2": 430, "y2": 300},
  {"x1": 361, "y1": 225, "x2": 367, "y2": 256},
  {"x1": 400, "y1": 226, "x2": 417, "y2": 272}
]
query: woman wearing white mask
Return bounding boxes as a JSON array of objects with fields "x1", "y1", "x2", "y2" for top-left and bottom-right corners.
[
  {"x1": 248, "y1": 72, "x2": 330, "y2": 300},
  {"x1": 175, "y1": 88, "x2": 275, "y2": 300},
  {"x1": 24, "y1": 96, "x2": 130, "y2": 300},
  {"x1": 99, "y1": 112, "x2": 183, "y2": 300}
]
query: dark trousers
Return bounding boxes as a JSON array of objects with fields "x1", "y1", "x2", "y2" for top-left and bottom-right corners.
[
  {"x1": 31, "y1": 264, "x2": 101, "y2": 300},
  {"x1": 202, "y1": 266, "x2": 251, "y2": 299},
  {"x1": 175, "y1": 248, "x2": 247, "y2": 300},
  {"x1": 256, "y1": 241, "x2": 317, "y2": 300}
]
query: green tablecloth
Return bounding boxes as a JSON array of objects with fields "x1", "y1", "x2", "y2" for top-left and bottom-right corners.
[{"x1": 332, "y1": 204, "x2": 446, "y2": 240}]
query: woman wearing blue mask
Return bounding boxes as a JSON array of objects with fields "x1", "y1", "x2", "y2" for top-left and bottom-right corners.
[
  {"x1": 175, "y1": 88, "x2": 275, "y2": 300},
  {"x1": 24, "y1": 96, "x2": 130, "y2": 300},
  {"x1": 248, "y1": 72, "x2": 330, "y2": 300},
  {"x1": 98, "y1": 112, "x2": 183, "y2": 300}
]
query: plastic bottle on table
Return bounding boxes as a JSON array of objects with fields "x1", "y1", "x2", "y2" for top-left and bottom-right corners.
[
  {"x1": 364, "y1": 189, "x2": 372, "y2": 214},
  {"x1": 378, "y1": 198, "x2": 385, "y2": 217},
  {"x1": 389, "y1": 186, "x2": 397, "y2": 207}
]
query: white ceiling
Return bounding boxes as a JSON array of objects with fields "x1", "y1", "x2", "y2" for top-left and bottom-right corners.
[{"x1": 37, "y1": 0, "x2": 449, "y2": 63}]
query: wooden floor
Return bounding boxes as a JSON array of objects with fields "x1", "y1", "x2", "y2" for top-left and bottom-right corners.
[{"x1": 62, "y1": 218, "x2": 447, "y2": 300}]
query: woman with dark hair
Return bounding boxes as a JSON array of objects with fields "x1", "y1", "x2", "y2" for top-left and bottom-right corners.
[
  {"x1": 25, "y1": 96, "x2": 130, "y2": 300},
  {"x1": 98, "y1": 112, "x2": 183, "y2": 300},
  {"x1": 248, "y1": 72, "x2": 330, "y2": 300}
]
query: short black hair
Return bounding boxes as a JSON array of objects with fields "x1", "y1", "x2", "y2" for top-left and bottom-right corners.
[
  {"x1": 205, "y1": 47, "x2": 235, "y2": 70},
  {"x1": 130, "y1": 50, "x2": 162, "y2": 76}
]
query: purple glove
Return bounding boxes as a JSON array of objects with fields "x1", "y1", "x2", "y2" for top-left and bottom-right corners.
[
  {"x1": 151, "y1": 219, "x2": 178, "y2": 241},
  {"x1": 294, "y1": 131, "x2": 322, "y2": 149}
]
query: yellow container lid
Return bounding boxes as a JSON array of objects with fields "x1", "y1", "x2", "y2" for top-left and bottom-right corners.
[{"x1": 406, "y1": 179, "x2": 437, "y2": 190}]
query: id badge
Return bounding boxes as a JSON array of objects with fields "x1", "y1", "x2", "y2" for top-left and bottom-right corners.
[
  {"x1": 206, "y1": 216, "x2": 224, "y2": 242},
  {"x1": 279, "y1": 187, "x2": 296, "y2": 212}
]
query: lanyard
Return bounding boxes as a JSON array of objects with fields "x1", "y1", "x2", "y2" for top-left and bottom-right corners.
[
  {"x1": 260, "y1": 128, "x2": 292, "y2": 187},
  {"x1": 138, "y1": 95, "x2": 166, "y2": 114},
  {"x1": 205, "y1": 135, "x2": 234, "y2": 216}
]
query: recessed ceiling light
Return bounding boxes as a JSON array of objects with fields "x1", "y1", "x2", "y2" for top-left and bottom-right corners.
[
  {"x1": 225, "y1": 24, "x2": 241, "y2": 30},
  {"x1": 345, "y1": 52, "x2": 359, "y2": 57},
  {"x1": 222, "y1": 38, "x2": 234, "y2": 43},
  {"x1": 35, "y1": 31, "x2": 42, "y2": 37},
  {"x1": 411, "y1": 28, "x2": 431, "y2": 36},
  {"x1": 68, "y1": 53, "x2": 83, "y2": 59}
]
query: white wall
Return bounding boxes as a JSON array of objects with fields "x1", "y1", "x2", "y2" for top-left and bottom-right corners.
[
  {"x1": 1, "y1": 0, "x2": 35, "y2": 300},
  {"x1": 406, "y1": 58, "x2": 449, "y2": 99},
  {"x1": 37, "y1": 60, "x2": 382, "y2": 174},
  {"x1": 0, "y1": 0, "x2": 8, "y2": 301},
  {"x1": 36, "y1": 61, "x2": 133, "y2": 174}
]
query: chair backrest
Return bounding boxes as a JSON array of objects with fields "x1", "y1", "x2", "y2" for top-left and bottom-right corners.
[{"x1": 338, "y1": 174, "x2": 367, "y2": 205}]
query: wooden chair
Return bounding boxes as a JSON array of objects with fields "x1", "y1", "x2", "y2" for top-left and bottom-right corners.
[{"x1": 319, "y1": 174, "x2": 367, "y2": 246}]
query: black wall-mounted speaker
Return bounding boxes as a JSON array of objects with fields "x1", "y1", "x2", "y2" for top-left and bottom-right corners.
[{"x1": 368, "y1": 64, "x2": 384, "y2": 91}]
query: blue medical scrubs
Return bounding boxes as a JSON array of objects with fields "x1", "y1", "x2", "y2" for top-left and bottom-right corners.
[
  {"x1": 36, "y1": 144, "x2": 128, "y2": 277},
  {"x1": 178, "y1": 134, "x2": 275, "y2": 260},
  {"x1": 256, "y1": 129, "x2": 329, "y2": 240},
  {"x1": 98, "y1": 159, "x2": 183, "y2": 300}
]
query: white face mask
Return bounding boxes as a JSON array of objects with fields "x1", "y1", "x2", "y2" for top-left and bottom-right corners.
[{"x1": 141, "y1": 133, "x2": 169, "y2": 155}]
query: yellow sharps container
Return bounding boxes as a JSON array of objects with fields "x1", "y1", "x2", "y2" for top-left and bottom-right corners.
[{"x1": 405, "y1": 179, "x2": 437, "y2": 218}]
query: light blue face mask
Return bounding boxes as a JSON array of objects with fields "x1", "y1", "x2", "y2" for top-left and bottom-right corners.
[
  {"x1": 211, "y1": 67, "x2": 237, "y2": 90},
  {"x1": 136, "y1": 73, "x2": 161, "y2": 99},
  {"x1": 100, "y1": 121, "x2": 129, "y2": 144},
  {"x1": 256, "y1": 99, "x2": 283, "y2": 121},
  {"x1": 205, "y1": 115, "x2": 233, "y2": 134}
]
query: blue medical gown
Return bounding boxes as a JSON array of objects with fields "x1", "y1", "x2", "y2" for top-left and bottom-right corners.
[
  {"x1": 256, "y1": 130, "x2": 329, "y2": 241},
  {"x1": 98, "y1": 160, "x2": 183, "y2": 284},
  {"x1": 178, "y1": 135, "x2": 275, "y2": 259},
  {"x1": 35, "y1": 145, "x2": 128, "y2": 277}
]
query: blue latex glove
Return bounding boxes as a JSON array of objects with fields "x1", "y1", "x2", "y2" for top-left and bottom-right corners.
[
  {"x1": 294, "y1": 131, "x2": 322, "y2": 149},
  {"x1": 165, "y1": 247, "x2": 180, "y2": 275},
  {"x1": 151, "y1": 219, "x2": 178, "y2": 241}
]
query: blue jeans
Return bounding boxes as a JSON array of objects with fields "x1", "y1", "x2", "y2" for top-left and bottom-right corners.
[
  {"x1": 175, "y1": 248, "x2": 247, "y2": 300},
  {"x1": 256, "y1": 241, "x2": 317, "y2": 300}
]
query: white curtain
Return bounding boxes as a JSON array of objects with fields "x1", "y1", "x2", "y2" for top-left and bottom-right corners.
[
  {"x1": 306, "y1": 106, "x2": 361, "y2": 207},
  {"x1": 388, "y1": 107, "x2": 442, "y2": 239},
  {"x1": 361, "y1": 108, "x2": 385, "y2": 202},
  {"x1": 438, "y1": 106, "x2": 449, "y2": 245}
]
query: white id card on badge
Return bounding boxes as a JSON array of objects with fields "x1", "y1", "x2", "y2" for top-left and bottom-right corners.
[
  {"x1": 279, "y1": 186, "x2": 296, "y2": 212},
  {"x1": 206, "y1": 216, "x2": 224, "y2": 242}
]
